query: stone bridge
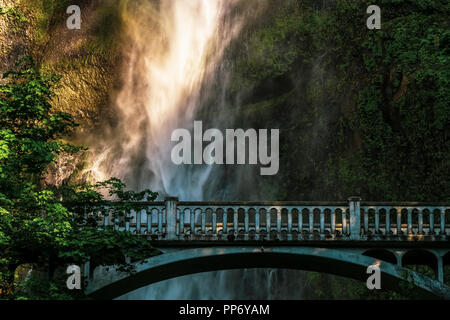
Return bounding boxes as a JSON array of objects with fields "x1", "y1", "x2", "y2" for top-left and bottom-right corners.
[{"x1": 84, "y1": 197, "x2": 450, "y2": 299}]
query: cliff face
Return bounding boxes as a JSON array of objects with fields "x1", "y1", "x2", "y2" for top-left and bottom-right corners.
[
  {"x1": 221, "y1": 0, "x2": 449, "y2": 202},
  {"x1": 2, "y1": 0, "x2": 449, "y2": 201},
  {"x1": 2, "y1": 0, "x2": 449, "y2": 299},
  {"x1": 0, "y1": 0, "x2": 35, "y2": 80},
  {"x1": 1, "y1": 0, "x2": 121, "y2": 131},
  {"x1": 0, "y1": 0, "x2": 125, "y2": 186}
]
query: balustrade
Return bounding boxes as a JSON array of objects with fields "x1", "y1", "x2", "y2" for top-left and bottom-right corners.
[{"x1": 92, "y1": 197, "x2": 449, "y2": 241}]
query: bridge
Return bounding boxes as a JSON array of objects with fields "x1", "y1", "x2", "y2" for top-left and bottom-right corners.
[{"x1": 84, "y1": 197, "x2": 450, "y2": 299}]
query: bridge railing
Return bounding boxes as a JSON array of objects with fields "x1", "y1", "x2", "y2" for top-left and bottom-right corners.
[
  {"x1": 91, "y1": 197, "x2": 450, "y2": 241},
  {"x1": 361, "y1": 203, "x2": 450, "y2": 238}
]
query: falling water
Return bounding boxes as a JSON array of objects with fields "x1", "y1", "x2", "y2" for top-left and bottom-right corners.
[
  {"x1": 86, "y1": 0, "x2": 307, "y2": 300},
  {"x1": 88, "y1": 0, "x2": 243, "y2": 199}
]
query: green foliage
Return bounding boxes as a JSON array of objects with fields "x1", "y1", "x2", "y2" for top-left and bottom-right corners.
[
  {"x1": 229, "y1": 0, "x2": 449, "y2": 298},
  {"x1": 22, "y1": 0, "x2": 72, "y2": 44},
  {"x1": 0, "y1": 6, "x2": 28, "y2": 23},
  {"x1": 0, "y1": 58, "x2": 160, "y2": 299},
  {"x1": 85, "y1": 1, "x2": 125, "y2": 57},
  {"x1": 0, "y1": 5, "x2": 28, "y2": 35},
  {"x1": 234, "y1": 0, "x2": 449, "y2": 202},
  {"x1": 333, "y1": 0, "x2": 450, "y2": 201}
]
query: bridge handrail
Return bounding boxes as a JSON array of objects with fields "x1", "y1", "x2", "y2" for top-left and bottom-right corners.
[
  {"x1": 66, "y1": 201, "x2": 450, "y2": 206},
  {"x1": 75, "y1": 197, "x2": 450, "y2": 241}
]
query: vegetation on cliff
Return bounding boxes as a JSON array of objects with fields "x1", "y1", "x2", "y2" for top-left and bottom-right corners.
[
  {"x1": 0, "y1": 0, "x2": 448, "y2": 299},
  {"x1": 0, "y1": 58, "x2": 159, "y2": 299},
  {"x1": 230, "y1": 0, "x2": 449, "y2": 202}
]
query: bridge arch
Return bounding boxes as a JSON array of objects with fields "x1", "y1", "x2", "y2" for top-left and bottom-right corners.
[
  {"x1": 444, "y1": 251, "x2": 450, "y2": 265},
  {"x1": 86, "y1": 247, "x2": 450, "y2": 300},
  {"x1": 402, "y1": 249, "x2": 438, "y2": 276},
  {"x1": 362, "y1": 249, "x2": 397, "y2": 265}
]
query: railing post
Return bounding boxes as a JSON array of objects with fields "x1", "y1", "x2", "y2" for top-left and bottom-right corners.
[
  {"x1": 437, "y1": 255, "x2": 444, "y2": 283},
  {"x1": 348, "y1": 196, "x2": 361, "y2": 240},
  {"x1": 165, "y1": 197, "x2": 178, "y2": 240},
  {"x1": 201, "y1": 209, "x2": 206, "y2": 234},
  {"x1": 212, "y1": 209, "x2": 217, "y2": 235},
  {"x1": 429, "y1": 209, "x2": 435, "y2": 235},
  {"x1": 179, "y1": 209, "x2": 184, "y2": 235},
  {"x1": 136, "y1": 210, "x2": 141, "y2": 234}
]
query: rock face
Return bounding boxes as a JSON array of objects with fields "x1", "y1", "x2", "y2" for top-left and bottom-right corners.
[
  {"x1": 0, "y1": 0, "x2": 35, "y2": 82},
  {"x1": 0, "y1": 0, "x2": 121, "y2": 130},
  {"x1": 1, "y1": 0, "x2": 123, "y2": 186}
]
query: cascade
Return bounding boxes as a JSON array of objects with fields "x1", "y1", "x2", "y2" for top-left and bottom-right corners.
[{"x1": 86, "y1": 0, "x2": 306, "y2": 300}]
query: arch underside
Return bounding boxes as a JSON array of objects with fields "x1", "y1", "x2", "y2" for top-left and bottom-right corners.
[{"x1": 87, "y1": 247, "x2": 450, "y2": 300}]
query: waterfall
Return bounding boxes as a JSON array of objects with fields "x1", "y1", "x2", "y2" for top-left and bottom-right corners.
[
  {"x1": 87, "y1": 0, "x2": 243, "y2": 199},
  {"x1": 85, "y1": 0, "x2": 307, "y2": 300}
]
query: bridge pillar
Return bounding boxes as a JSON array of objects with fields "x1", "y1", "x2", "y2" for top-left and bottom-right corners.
[
  {"x1": 165, "y1": 197, "x2": 178, "y2": 240},
  {"x1": 349, "y1": 196, "x2": 362, "y2": 240},
  {"x1": 437, "y1": 255, "x2": 444, "y2": 283}
]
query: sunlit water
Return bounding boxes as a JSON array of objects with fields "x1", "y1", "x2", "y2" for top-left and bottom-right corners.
[{"x1": 85, "y1": 0, "x2": 307, "y2": 300}]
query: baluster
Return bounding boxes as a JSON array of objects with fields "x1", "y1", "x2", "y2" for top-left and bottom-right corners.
[
  {"x1": 429, "y1": 208, "x2": 434, "y2": 235},
  {"x1": 176, "y1": 210, "x2": 180, "y2": 236},
  {"x1": 104, "y1": 208, "x2": 109, "y2": 227},
  {"x1": 158, "y1": 210, "x2": 163, "y2": 235},
  {"x1": 147, "y1": 209, "x2": 152, "y2": 234},
  {"x1": 440, "y1": 208, "x2": 445, "y2": 236},
  {"x1": 277, "y1": 209, "x2": 281, "y2": 233},
  {"x1": 331, "y1": 208, "x2": 336, "y2": 233},
  {"x1": 375, "y1": 209, "x2": 380, "y2": 233},
  {"x1": 418, "y1": 209, "x2": 423, "y2": 234},
  {"x1": 266, "y1": 209, "x2": 271, "y2": 232},
  {"x1": 364, "y1": 209, "x2": 369, "y2": 234},
  {"x1": 255, "y1": 209, "x2": 260, "y2": 234},
  {"x1": 164, "y1": 197, "x2": 178, "y2": 240},
  {"x1": 223, "y1": 211, "x2": 228, "y2": 234},
  {"x1": 287, "y1": 208, "x2": 293, "y2": 240},
  {"x1": 309, "y1": 209, "x2": 314, "y2": 233},
  {"x1": 342, "y1": 209, "x2": 347, "y2": 235},
  {"x1": 320, "y1": 209, "x2": 325, "y2": 234},
  {"x1": 244, "y1": 209, "x2": 249, "y2": 234},
  {"x1": 397, "y1": 208, "x2": 402, "y2": 235},
  {"x1": 407, "y1": 209, "x2": 412, "y2": 234},
  {"x1": 212, "y1": 209, "x2": 217, "y2": 234},
  {"x1": 233, "y1": 208, "x2": 238, "y2": 235},
  {"x1": 125, "y1": 211, "x2": 130, "y2": 231},
  {"x1": 164, "y1": 209, "x2": 167, "y2": 235},
  {"x1": 201, "y1": 209, "x2": 206, "y2": 234},
  {"x1": 288, "y1": 209, "x2": 293, "y2": 232},
  {"x1": 386, "y1": 209, "x2": 390, "y2": 234},
  {"x1": 299, "y1": 209, "x2": 303, "y2": 232},
  {"x1": 190, "y1": 209, "x2": 195, "y2": 235},
  {"x1": 136, "y1": 210, "x2": 141, "y2": 234},
  {"x1": 114, "y1": 209, "x2": 119, "y2": 231},
  {"x1": 180, "y1": 209, "x2": 184, "y2": 235},
  {"x1": 348, "y1": 197, "x2": 361, "y2": 240}
]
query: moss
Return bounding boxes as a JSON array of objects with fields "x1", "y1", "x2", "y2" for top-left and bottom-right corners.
[
  {"x1": 20, "y1": 0, "x2": 71, "y2": 44},
  {"x1": 0, "y1": 4, "x2": 28, "y2": 34},
  {"x1": 0, "y1": 5, "x2": 28, "y2": 23},
  {"x1": 238, "y1": 91, "x2": 295, "y2": 121},
  {"x1": 84, "y1": 1, "x2": 125, "y2": 58}
]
